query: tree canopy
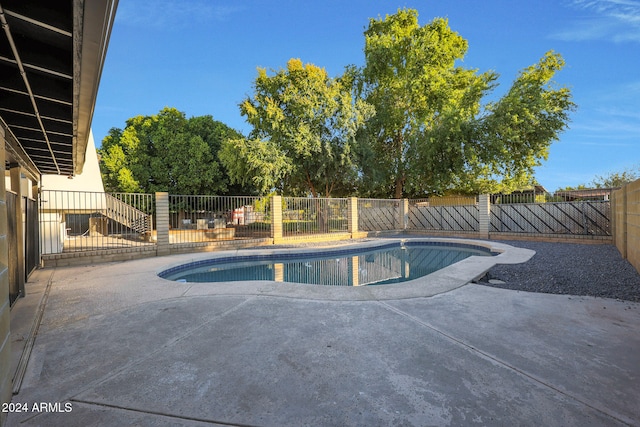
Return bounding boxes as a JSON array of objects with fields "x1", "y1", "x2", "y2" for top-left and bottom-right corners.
[
  {"x1": 99, "y1": 107, "x2": 252, "y2": 195},
  {"x1": 559, "y1": 164, "x2": 639, "y2": 190},
  {"x1": 100, "y1": 8, "x2": 576, "y2": 199},
  {"x1": 592, "y1": 165, "x2": 639, "y2": 188},
  {"x1": 355, "y1": 8, "x2": 575, "y2": 198},
  {"x1": 220, "y1": 58, "x2": 373, "y2": 197}
]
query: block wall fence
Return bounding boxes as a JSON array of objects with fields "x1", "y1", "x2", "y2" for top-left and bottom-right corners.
[
  {"x1": 147, "y1": 194, "x2": 610, "y2": 255},
  {"x1": 42, "y1": 192, "x2": 614, "y2": 268},
  {"x1": 612, "y1": 179, "x2": 640, "y2": 273}
]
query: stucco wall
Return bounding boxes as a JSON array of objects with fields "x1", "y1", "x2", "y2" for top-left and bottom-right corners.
[
  {"x1": 41, "y1": 130, "x2": 105, "y2": 193},
  {"x1": 612, "y1": 179, "x2": 640, "y2": 273}
]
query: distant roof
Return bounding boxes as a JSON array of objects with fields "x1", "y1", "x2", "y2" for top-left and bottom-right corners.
[
  {"x1": 0, "y1": 0, "x2": 118, "y2": 178},
  {"x1": 532, "y1": 185, "x2": 548, "y2": 194},
  {"x1": 503, "y1": 185, "x2": 549, "y2": 194},
  {"x1": 554, "y1": 188, "x2": 619, "y2": 197}
]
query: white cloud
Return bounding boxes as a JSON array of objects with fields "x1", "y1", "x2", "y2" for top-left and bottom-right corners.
[
  {"x1": 595, "y1": 107, "x2": 640, "y2": 120},
  {"x1": 553, "y1": 0, "x2": 640, "y2": 42},
  {"x1": 574, "y1": 139, "x2": 637, "y2": 145},
  {"x1": 115, "y1": 0, "x2": 244, "y2": 29},
  {"x1": 581, "y1": 80, "x2": 640, "y2": 108},
  {"x1": 570, "y1": 118, "x2": 640, "y2": 137}
]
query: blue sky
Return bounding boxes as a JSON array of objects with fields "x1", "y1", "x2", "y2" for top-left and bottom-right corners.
[{"x1": 93, "y1": 0, "x2": 640, "y2": 192}]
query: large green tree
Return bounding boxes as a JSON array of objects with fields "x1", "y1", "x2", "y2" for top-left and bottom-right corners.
[
  {"x1": 356, "y1": 8, "x2": 575, "y2": 198},
  {"x1": 99, "y1": 107, "x2": 249, "y2": 194},
  {"x1": 220, "y1": 58, "x2": 373, "y2": 197}
]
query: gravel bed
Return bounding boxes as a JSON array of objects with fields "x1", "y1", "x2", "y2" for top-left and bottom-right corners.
[
  {"x1": 477, "y1": 240, "x2": 640, "y2": 302},
  {"x1": 253, "y1": 237, "x2": 640, "y2": 302}
]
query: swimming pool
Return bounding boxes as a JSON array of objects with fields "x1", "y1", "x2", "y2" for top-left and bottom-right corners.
[{"x1": 160, "y1": 241, "x2": 496, "y2": 286}]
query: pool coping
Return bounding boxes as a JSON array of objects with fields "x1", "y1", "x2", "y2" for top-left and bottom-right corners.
[{"x1": 156, "y1": 237, "x2": 536, "y2": 301}]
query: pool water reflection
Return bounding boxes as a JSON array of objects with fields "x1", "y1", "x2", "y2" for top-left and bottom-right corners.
[{"x1": 162, "y1": 244, "x2": 492, "y2": 286}]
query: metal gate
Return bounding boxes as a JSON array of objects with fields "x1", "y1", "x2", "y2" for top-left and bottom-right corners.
[
  {"x1": 25, "y1": 197, "x2": 39, "y2": 278},
  {"x1": 6, "y1": 194, "x2": 38, "y2": 306},
  {"x1": 7, "y1": 192, "x2": 20, "y2": 306}
]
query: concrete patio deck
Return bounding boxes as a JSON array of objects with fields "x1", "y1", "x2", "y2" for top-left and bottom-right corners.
[{"x1": 6, "y1": 240, "x2": 640, "y2": 426}]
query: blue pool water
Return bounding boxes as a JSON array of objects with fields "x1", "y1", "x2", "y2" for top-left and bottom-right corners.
[{"x1": 160, "y1": 242, "x2": 494, "y2": 286}]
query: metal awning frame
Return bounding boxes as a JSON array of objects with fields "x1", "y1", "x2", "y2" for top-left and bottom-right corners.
[{"x1": 0, "y1": 0, "x2": 118, "y2": 178}]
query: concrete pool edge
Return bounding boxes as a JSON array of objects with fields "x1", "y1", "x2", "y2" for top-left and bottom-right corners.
[{"x1": 158, "y1": 237, "x2": 536, "y2": 301}]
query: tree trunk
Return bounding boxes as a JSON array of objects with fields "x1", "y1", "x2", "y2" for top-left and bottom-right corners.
[
  {"x1": 314, "y1": 198, "x2": 329, "y2": 233},
  {"x1": 306, "y1": 170, "x2": 318, "y2": 198},
  {"x1": 394, "y1": 174, "x2": 404, "y2": 199},
  {"x1": 393, "y1": 132, "x2": 405, "y2": 199}
]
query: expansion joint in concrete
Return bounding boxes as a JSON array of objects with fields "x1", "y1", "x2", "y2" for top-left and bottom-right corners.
[{"x1": 374, "y1": 299, "x2": 634, "y2": 426}]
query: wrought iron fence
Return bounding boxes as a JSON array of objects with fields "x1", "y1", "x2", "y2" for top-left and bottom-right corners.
[
  {"x1": 491, "y1": 188, "x2": 615, "y2": 204},
  {"x1": 358, "y1": 198, "x2": 403, "y2": 231},
  {"x1": 490, "y1": 191, "x2": 548, "y2": 204},
  {"x1": 408, "y1": 197, "x2": 479, "y2": 233},
  {"x1": 490, "y1": 200, "x2": 611, "y2": 235},
  {"x1": 282, "y1": 197, "x2": 349, "y2": 237},
  {"x1": 38, "y1": 190, "x2": 613, "y2": 259},
  {"x1": 39, "y1": 190, "x2": 155, "y2": 253},
  {"x1": 168, "y1": 194, "x2": 271, "y2": 244}
]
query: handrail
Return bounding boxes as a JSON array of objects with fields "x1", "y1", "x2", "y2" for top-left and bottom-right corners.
[{"x1": 104, "y1": 193, "x2": 152, "y2": 233}]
